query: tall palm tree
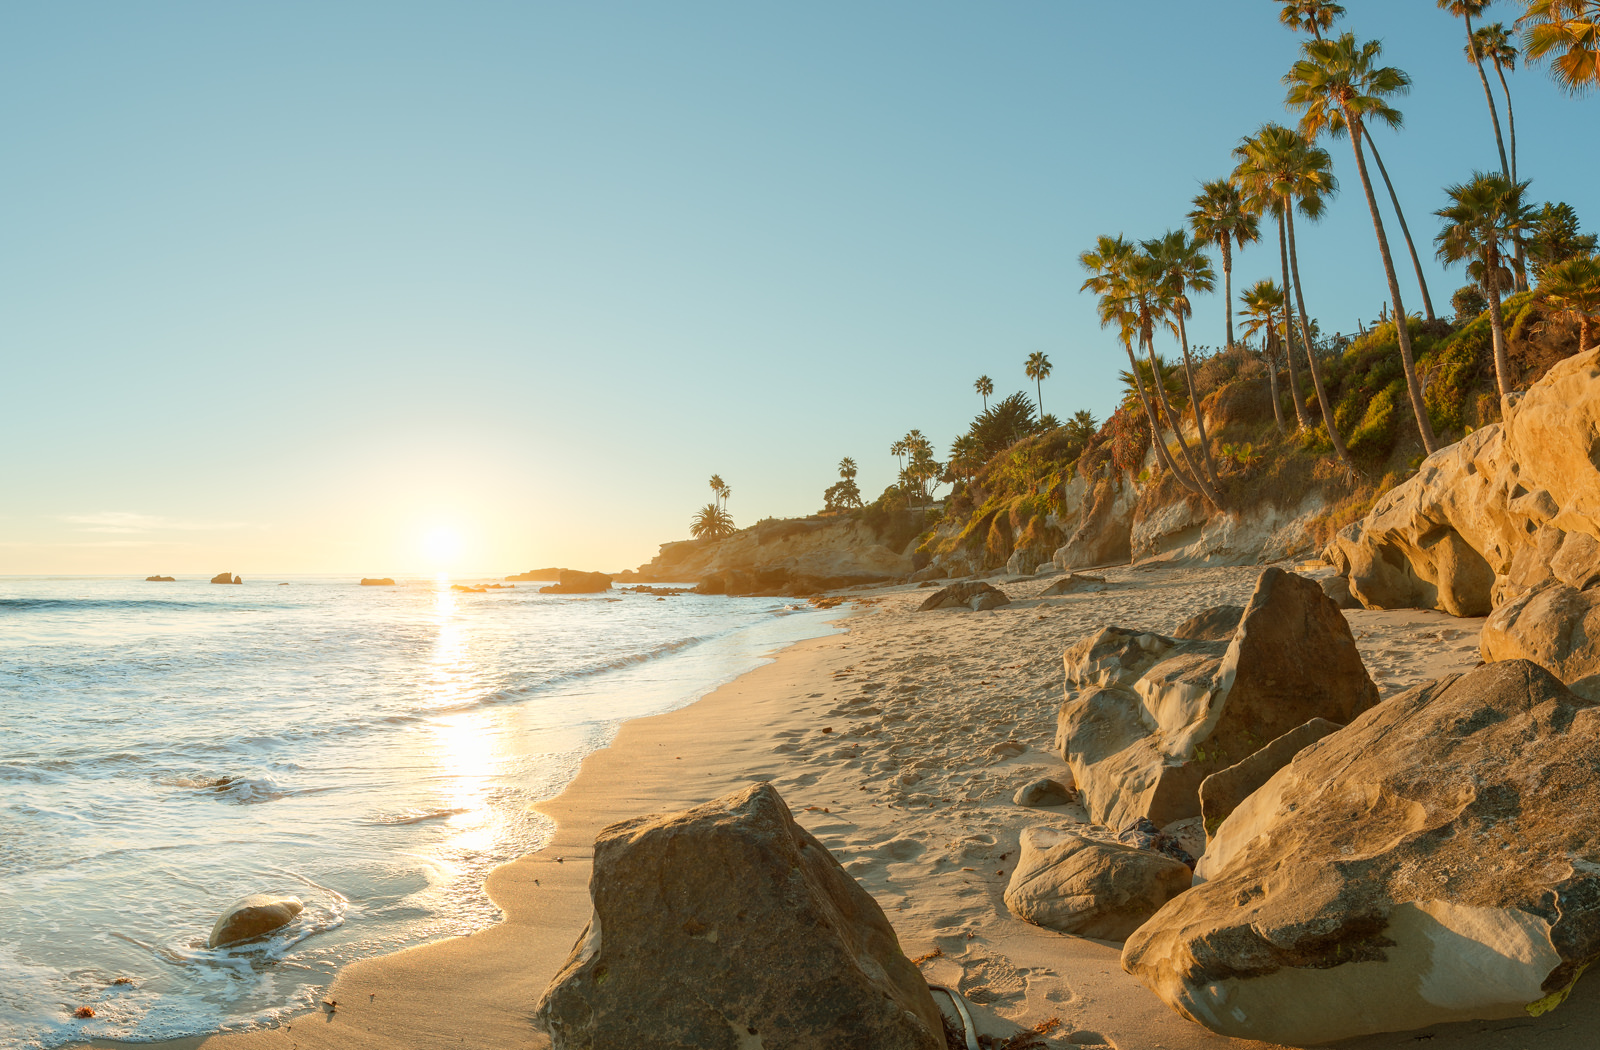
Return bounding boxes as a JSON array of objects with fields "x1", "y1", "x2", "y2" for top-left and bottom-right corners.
[
  {"x1": 1079, "y1": 235, "x2": 1207, "y2": 498},
  {"x1": 1518, "y1": 1, "x2": 1600, "y2": 96},
  {"x1": 1239, "y1": 279, "x2": 1290, "y2": 434},
  {"x1": 1473, "y1": 24, "x2": 1521, "y2": 184},
  {"x1": 1187, "y1": 179, "x2": 1260, "y2": 349},
  {"x1": 890, "y1": 439, "x2": 907, "y2": 483},
  {"x1": 1024, "y1": 352, "x2": 1053, "y2": 417},
  {"x1": 1278, "y1": 0, "x2": 1436, "y2": 321},
  {"x1": 708, "y1": 474, "x2": 729, "y2": 511},
  {"x1": 1441, "y1": 1, "x2": 1512, "y2": 180},
  {"x1": 1436, "y1": 172, "x2": 1537, "y2": 396},
  {"x1": 1540, "y1": 256, "x2": 1600, "y2": 352},
  {"x1": 974, "y1": 374, "x2": 993, "y2": 411},
  {"x1": 1233, "y1": 127, "x2": 1310, "y2": 432},
  {"x1": 1285, "y1": 33, "x2": 1441, "y2": 453},
  {"x1": 1145, "y1": 229, "x2": 1225, "y2": 489},
  {"x1": 839, "y1": 456, "x2": 858, "y2": 480},
  {"x1": 1234, "y1": 126, "x2": 1353, "y2": 469}
]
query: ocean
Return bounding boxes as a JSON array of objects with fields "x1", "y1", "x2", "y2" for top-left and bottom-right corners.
[{"x1": 0, "y1": 575, "x2": 839, "y2": 1048}]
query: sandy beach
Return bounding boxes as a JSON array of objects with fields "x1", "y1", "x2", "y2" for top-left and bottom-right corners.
[{"x1": 110, "y1": 563, "x2": 1600, "y2": 1050}]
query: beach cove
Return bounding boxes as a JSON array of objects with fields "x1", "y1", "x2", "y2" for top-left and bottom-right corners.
[{"x1": 84, "y1": 563, "x2": 1600, "y2": 1050}]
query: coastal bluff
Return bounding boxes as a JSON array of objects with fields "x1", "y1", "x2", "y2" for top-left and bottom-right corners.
[{"x1": 635, "y1": 514, "x2": 917, "y2": 596}]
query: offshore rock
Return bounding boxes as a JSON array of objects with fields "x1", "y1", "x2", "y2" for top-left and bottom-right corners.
[
  {"x1": 1057, "y1": 569, "x2": 1378, "y2": 830},
  {"x1": 534, "y1": 782, "x2": 943, "y2": 1050},
  {"x1": 359, "y1": 577, "x2": 395, "y2": 586},
  {"x1": 1125, "y1": 661, "x2": 1600, "y2": 1044},
  {"x1": 1003, "y1": 827, "x2": 1192, "y2": 941},
  {"x1": 540, "y1": 570, "x2": 613, "y2": 594},
  {"x1": 210, "y1": 572, "x2": 241, "y2": 585},
  {"x1": 208, "y1": 894, "x2": 303, "y2": 948}
]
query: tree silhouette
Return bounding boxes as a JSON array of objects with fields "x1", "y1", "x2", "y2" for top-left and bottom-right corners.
[
  {"x1": 1025, "y1": 352, "x2": 1053, "y2": 418},
  {"x1": 974, "y1": 375, "x2": 993, "y2": 411}
]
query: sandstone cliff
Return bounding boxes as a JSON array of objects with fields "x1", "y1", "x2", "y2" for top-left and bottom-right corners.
[{"x1": 636, "y1": 514, "x2": 919, "y2": 596}]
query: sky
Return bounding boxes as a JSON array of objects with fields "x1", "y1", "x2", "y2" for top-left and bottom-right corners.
[{"x1": 3, "y1": 1, "x2": 1596, "y2": 576}]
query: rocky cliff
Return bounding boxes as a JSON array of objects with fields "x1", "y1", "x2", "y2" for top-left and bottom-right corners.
[{"x1": 636, "y1": 514, "x2": 920, "y2": 596}]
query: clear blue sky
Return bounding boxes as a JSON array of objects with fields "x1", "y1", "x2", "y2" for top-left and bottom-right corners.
[{"x1": 3, "y1": 1, "x2": 1595, "y2": 575}]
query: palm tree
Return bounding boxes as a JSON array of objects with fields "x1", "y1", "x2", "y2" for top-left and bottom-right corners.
[
  {"x1": 1187, "y1": 179, "x2": 1261, "y2": 349},
  {"x1": 1079, "y1": 235, "x2": 1207, "y2": 498},
  {"x1": 1540, "y1": 255, "x2": 1600, "y2": 352},
  {"x1": 1518, "y1": 1, "x2": 1600, "y2": 96},
  {"x1": 1233, "y1": 126, "x2": 1353, "y2": 469},
  {"x1": 946, "y1": 433, "x2": 983, "y2": 486},
  {"x1": 689, "y1": 503, "x2": 735, "y2": 540},
  {"x1": 1441, "y1": 1, "x2": 1512, "y2": 180},
  {"x1": 1024, "y1": 352, "x2": 1053, "y2": 417},
  {"x1": 974, "y1": 374, "x2": 993, "y2": 411},
  {"x1": 1437, "y1": 172, "x2": 1537, "y2": 396},
  {"x1": 889, "y1": 439, "x2": 907, "y2": 484},
  {"x1": 1239, "y1": 279, "x2": 1290, "y2": 434},
  {"x1": 1285, "y1": 33, "x2": 1441, "y2": 453},
  {"x1": 708, "y1": 474, "x2": 730, "y2": 511},
  {"x1": 839, "y1": 456, "x2": 858, "y2": 480},
  {"x1": 1233, "y1": 127, "x2": 1310, "y2": 432},
  {"x1": 1278, "y1": 1, "x2": 1436, "y2": 321},
  {"x1": 1145, "y1": 229, "x2": 1225, "y2": 489},
  {"x1": 1473, "y1": 24, "x2": 1521, "y2": 184}
]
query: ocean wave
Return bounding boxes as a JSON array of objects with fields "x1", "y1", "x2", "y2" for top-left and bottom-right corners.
[
  {"x1": 365, "y1": 807, "x2": 473, "y2": 826},
  {"x1": 0, "y1": 598, "x2": 263, "y2": 613},
  {"x1": 160, "y1": 774, "x2": 290, "y2": 804}
]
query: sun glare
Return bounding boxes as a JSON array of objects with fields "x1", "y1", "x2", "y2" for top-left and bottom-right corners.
[{"x1": 421, "y1": 526, "x2": 463, "y2": 569}]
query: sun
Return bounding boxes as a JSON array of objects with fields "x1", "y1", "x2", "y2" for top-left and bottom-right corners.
[{"x1": 421, "y1": 526, "x2": 463, "y2": 568}]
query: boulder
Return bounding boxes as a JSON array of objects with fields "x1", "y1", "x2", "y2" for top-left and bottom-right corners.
[
  {"x1": 540, "y1": 570, "x2": 613, "y2": 595},
  {"x1": 1169, "y1": 605, "x2": 1243, "y2": 641},
  {"x1": 907, "y1": 564, "x2": 946, "y2": 584},
  {"x1": 1320, "y1": 574, "x2": 1360, "y2": 609},
  {"x1": 533, "y1": 782, "x2": 943, "y2": 1050},
  {"x1": 1116, "y1": 817, "x2": 1195, "y2": 868},
  {"x1": 145, "y1": 575, "x2": 175, "y2": 582},
  {"x1": 1124, "y1": 661, "x2": 1600, "y2": 1044},
  {"x1": 207, "y1": 894, "x2": 303, "y2": 948},
  {"x1": 918, "y1": 581, "x2": 1010, "y2": 612},
  {"x1": 1057, "y1": 568, "x2": 1379, "y2": 830},
  {"x1": 1197, "y1": 717, "x2": 1342, "y2": 837},
  {"x1": 1481, "y1": 579, "x2": 1600, "y2": 683},
  {"x1": 1003, "y1": 827, "x2": 1192, "y2": 941},
  {"x1": 210, "y1": 572, "x2": 241, "y2": 585},
  {"x1": 1013, "y1": 777, "x2": 1075, "y2": 808},
  {"x1": 359, "y1": 577, "x2": 395, "y2": 586},
  {"x1": 1040, "y1": 573, "x2": 1111, "y2": 596}
]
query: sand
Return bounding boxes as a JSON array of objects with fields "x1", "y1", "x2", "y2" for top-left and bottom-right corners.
[{"x1": 116, "y1": 563, "x2": 1600, "y2": 1050}]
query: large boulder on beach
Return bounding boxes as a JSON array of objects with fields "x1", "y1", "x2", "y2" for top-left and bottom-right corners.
[
  {"x1": 1041, "y1": 573, "x2": 1112, "y2": 596},
  {"x1": 1123, "y1": 661, "x2": 1600, "y2": 1044},
  {"x1": 1003, "y1": 827, "x2": 1191, "y2": 941},
  {"x1": 1198, "y1": 717, "x2": 1342, "y2": 838},
  {"x1": 208, "y1": 894, "x2": 303, "y2": 948},
  {"x1": 540, "y1": 570, "x2": 613, "y2": 594},
  {"x1": 1057, "y1": 568, "x2": 1378, "y2": 830},
  {"x1": 533, "y1": 782, "x2": 944, "y2": 1050},
  {"x1": 1481, "y1": 578, "x2": 1600, "y2": 683},
  {"x1": 918, "y1": 580, "x2": 1010, "y2": 612}
]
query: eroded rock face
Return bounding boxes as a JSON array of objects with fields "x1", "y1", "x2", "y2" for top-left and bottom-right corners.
[
  {"x1": 638, "y1": 517, "x2": 914, "y2": 595},
  {"x1": 208, "y1": 894, "x2": 302, "y2": 948},
  {"x1": 534, "y1": 782, "x2": 943, "y2": 1050},
  {"x1": 1003, "y1": 828, "x2": 1191, "y2": 941},
  {"x1": 918, "y1": 581, "x2": 1010, "y2": 612},
  {"x1": 1125, "y1": 661, "x2": 1600, "y2": 1045},
  {"x1": 1170, "y1": 605, "x2": 1243, "y2": 641},
  {"x1": 1198, "y1": 717, "x2": 1342, "y2": 838},
  {"x1": 1054, "y1": 476, "x2": 1135, "y2": 571},
  {"x1": 1057, "y1": 569, "x2": 1378, "y2": 830},
  {"x1": 1326, "y1": 348, "x2": 1600, "y2": 616},
  {"x1": 1481, "y1": 579, "x2": 1600, "y2": 683}
]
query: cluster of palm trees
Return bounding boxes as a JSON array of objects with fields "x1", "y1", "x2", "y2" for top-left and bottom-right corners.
[
  {"x1": 974, "y1": 352, "x2": 1055, "y2": 418},
  {"x1": 690, "y1": 474, "x2": 736, "y2": 540},
  {"x1": 890, "y1": 431, "x2": 941, "y2": 505},
  {"x1": 1080, "y1": 0, "x2": 1599, "y2": 508}
]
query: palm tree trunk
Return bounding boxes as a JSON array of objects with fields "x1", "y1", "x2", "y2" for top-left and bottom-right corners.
[
  {"x1": 1175, "y1": 312, "x2": 1224, "y2": 491},
  {"x1": 1145, "y1": 329, "x2": 1221, "y2": 507},
  {"x1": 1036, "y1": 379, "x2": 1044, "y2": 418},
  {"x1": 1346, "y1": 120, "x2": 1440, "y2": 454},
  {"x1": 1265, "y1": 332, "x2": 1287, "y2": 435},
  {"x1": 1124, "y1": 340, "x2": 1203, "y2": 496},
  {"x1": 1365, "y1": 137, "x2": 1437, "y2": 323},
  {"x1": 1485, "y1": 248, "x2": 1513, "y2": 396},
  {"x1": 1285, "y1": 209, "x2": 1356, "y2": 470},
  {"x1": 1494, "y1": 60, "x2": 1529, "y2": 291},
  {"x1": 1277, "y1": 211, "x2": 1310, "y2": 429},
  {"x1": 1222, "y1": 239, "x2": 1235, "y2": 348},
  {"x1": 1466, "y1": 13, "x2": 1511, "y2": 182}
]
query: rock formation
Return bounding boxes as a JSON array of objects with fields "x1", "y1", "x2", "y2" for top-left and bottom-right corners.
[
  {"x1": 1040, "y1": 573, "x2": 1112, "y2": 596},
  {"x1": 539, "y1": 570, "x2": 613, "y2": 594},
  {"x1": 534, "y1": 782, "x2": 943, "y2": 1050},
  {"x1": 507, "y1": 567, "x2": 563, "y2": 581},
  {"x1": 1125, "y1": 661, "x2": 1600, "y2": 1044},
  {"x1": 210, "y1": 572, "x2": 241, "y2": 585},
  {"x1": 1012, "y1": 777, "x2": 1075, "y2": 807},
  {"x1": 1326, "y1": 347, "x2": 1600, "y2": 620},
  {"x1": 359, "y1": 577, "x2": 395, "y2": 586},
  {"x1": 917, "y1": 581, "x2": 1010, "y2": 612},
  {"x1": 637, "y1": 515, "x2": 916, "y2": 596},
  {"x1": 144, "y1": 575, "x2": 175, "y2": 582},
  {"x1": 1169, "y1": 605, "x2": 1243, "y2": 641},
  {"x1": 1481, "y1": 579, "x2": 1600, "y2": 683},
  {"x1": 1003, "y1": 827, "x2": 1191, "y2": 941},
  {"x1": 208, "y1": 894, "x2": 303, "y2": 948},
  {"x1": 1056, "y1": 569, "x2": 1378, "y2": 830},
  {"x1": 1197, "y1": 717, "x2": 1342, "y2": 837}
]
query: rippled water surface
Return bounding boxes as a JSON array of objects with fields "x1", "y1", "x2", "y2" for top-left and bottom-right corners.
[{"x1": 0, "y1": 575, "x2": 838, "y2": 1048}]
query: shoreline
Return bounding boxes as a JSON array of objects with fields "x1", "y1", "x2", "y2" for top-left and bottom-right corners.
[{"x1": 88, "y1": 564, "x2": 1600, "y2": 1050}]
